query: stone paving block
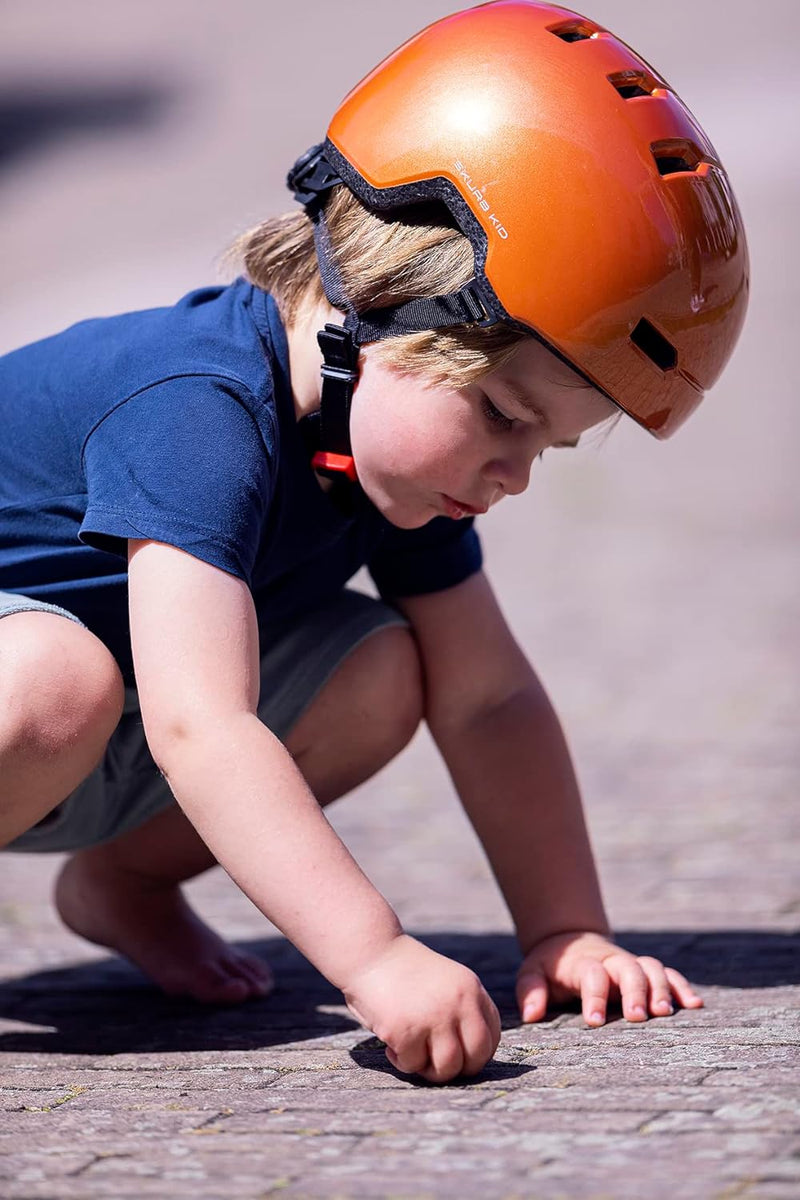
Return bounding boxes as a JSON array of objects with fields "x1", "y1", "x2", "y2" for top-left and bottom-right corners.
[
  {"x1": 528, "y1": 1045, "x2": 799, "y2": 1070},
  {"x1": 60, "y1": 1084, "x2": 488, "y2": 1115},
  {"x1": 0, "y1": 1065, "x2": 281, "y2": 1093},
  {"x1": 0, "y1": 1149, "x2": 99, "y2": 1183},
  {"x1": 1, "y1": 1139, "x2": 362, "y2": 1194},
  {"x1": 230, "y1": 1068, "x2": 429, "y2": 1091},
  {"x1": 508, "y1": 1063, "x2": 714, "y2": 1088},
  {"x1": 217, "y1": 1106, "x2": 649, "y2": 1137},
  {"x1": 483, "y1": 1085, "x2": 723, "y2": 1113},
  {"x1": 88, "y1": 1048, "x2": 362, "y2": 1072},
  {"x1": 516, "y1": 1017, "x2": 800, "y2": 1051},
  {"x1": 639, "y1": 1096, "x2": 800, "y2": 1135},
  {"x1": 702, "y1": 1066, "x2": 800, "y2": 1089},
  {"x1": 88, "y1": 1144, "x2": 369, "y2": 1197},
  {"x1": 0, "y1": 1108, "x2": 235, "y2": 1137}
]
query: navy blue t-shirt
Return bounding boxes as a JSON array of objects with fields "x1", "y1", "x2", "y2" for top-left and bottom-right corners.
[{"x1": 0, "y1": 280, "x2": 481, "y2": 686}]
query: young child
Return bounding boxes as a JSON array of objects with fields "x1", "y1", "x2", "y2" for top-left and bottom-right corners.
[{"x1": 0, "y1": 2, "x2": 748, "y2": 1084}]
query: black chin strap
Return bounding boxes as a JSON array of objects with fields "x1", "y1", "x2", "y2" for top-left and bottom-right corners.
[
  {"x1": 287, "y1": 143, "x2": 494, "y2": 490},
  {"x1": 312, "y1": 323, "x2": 360, "y2": 482}
]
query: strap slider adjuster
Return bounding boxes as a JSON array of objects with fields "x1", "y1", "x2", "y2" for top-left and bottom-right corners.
[
  {"x1": 321, "y1": 363, "x2": 359, "y2": 385},
  {"x1": 462, "y1": 283, "x2": 494, "y2": 327},
  {"x1": 287, "y1": 144, "x2": 343, "y2": 207},
  {"x1": 317, "y1": 323, "x2": 360, "y2": 371}
]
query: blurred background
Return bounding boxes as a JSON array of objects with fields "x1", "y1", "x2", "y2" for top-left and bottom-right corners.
[{"x1": 1, "y1": 1, "x2": 797, "y2": 941}]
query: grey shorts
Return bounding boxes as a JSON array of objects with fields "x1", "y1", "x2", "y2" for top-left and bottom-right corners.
[{"x1": 0, "y1": 588, "x2": 406, "y2": 854}]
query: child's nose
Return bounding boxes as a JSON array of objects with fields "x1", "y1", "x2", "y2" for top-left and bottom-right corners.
[{"x1": 484, "y1": 448, "x2": 535, "y2": 497}]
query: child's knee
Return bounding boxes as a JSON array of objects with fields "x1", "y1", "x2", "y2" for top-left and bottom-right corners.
[
  {"x1": 287, "y1": 622, "x2": 424, "y2": 769},
  {"x1": 0, "y1": 612, "x2": 124, "y2": 760},
  {"x1": 368, "y1": 625, "x2": 425, "y2": 754}
]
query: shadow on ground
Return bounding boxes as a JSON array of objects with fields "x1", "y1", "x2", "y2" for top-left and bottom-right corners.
[{"x1": 0, "y1": 929, "x2": 797, "y2": 1062}]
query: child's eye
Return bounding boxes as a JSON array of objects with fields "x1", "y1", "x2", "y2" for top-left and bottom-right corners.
[{"x1": 480, "y1": 394, "x2": 514, "y2": 432}]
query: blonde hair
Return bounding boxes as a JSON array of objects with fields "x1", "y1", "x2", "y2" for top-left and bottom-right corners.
[{"x1": 226, "y1": 186, "x2": 528, "y2": 387}]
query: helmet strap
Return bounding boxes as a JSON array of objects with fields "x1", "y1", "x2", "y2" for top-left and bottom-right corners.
[
  {"x1": 288, "y1": 144, "x2": 495, "y2": 494},
  {"x1": 309, "y1": 322, "x2": 360, "y2": 484}
]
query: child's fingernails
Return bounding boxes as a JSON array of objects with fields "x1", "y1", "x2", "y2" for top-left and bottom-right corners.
[
  {"x1": 522, "y1": 1005, "x2": 536, "y2": 1022},
  {"x1": 657, "y1": 1000, "x2": 674, "y2": 1014},
  {"x1": 589, "y1": 1011, "x2": 604, "y2": 1025},
  {"x1": 631, "y1": 1005, "x2": 646, "y2": 1020}
]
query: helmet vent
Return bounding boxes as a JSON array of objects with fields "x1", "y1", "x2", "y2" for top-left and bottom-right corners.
[
  {"x1": 630, "y1": 319, "x2": 677, "y2": 372},
  {"x1": 608, "y1": 70, "x2": 657, "y2": 100},
  {"x1": 547, "y1": 19, "x2": 599, "y2": 42},
  {"x1": 651, "y1": 138, "x2": 705, "y2": 176}
]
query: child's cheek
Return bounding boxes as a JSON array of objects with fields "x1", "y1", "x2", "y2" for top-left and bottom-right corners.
[{"x1": 352, "y1": 407, "x2": 418, "y2": 477}]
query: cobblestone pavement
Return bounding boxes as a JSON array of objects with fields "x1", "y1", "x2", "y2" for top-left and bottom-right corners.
[{"x1": 1, "y1": 2, "x2": 798, "y2": 1197}]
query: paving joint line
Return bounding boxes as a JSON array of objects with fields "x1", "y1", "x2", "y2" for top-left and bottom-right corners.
[
  {"x1": 67, "y1": 1151, "x2": 133, "y2": 1178},
  {"x1": 634, "y1": 1112, "x2": 668, "y2": 1135},
  {"x1": 697, "y1": 1067, "x2": 738, "y2": 1084},
  {"x1": 184, "y1": 1107, "x2": 236, "y2": 1134}
]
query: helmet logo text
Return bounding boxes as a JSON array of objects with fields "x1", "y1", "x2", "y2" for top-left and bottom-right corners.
[{"x1": 453, "y1": 160, "x2": 509, "y2": 240}]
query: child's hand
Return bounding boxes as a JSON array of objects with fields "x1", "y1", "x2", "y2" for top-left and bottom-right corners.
[
  {"x1": 516, "y1": 930, "x2": 704, "y2": 1027},
  {"x1": 343, "y1": 933, "x2": 501, "y2": 1084}
]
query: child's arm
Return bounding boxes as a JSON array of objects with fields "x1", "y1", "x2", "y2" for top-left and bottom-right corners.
[
  {"x1": 127, "y1": 539, "x2": 500, "y2": 1082},
  {"x1": 398, "y1": 569, "x2": 703, "y2": 1026}
]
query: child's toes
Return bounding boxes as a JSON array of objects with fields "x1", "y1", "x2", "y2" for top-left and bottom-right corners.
[
  {"x1": 231, "y1": 953, "x2": 274, "y2": 997},
  {"x1": 192, "y1": 960, "x2": 251, "y2": 1004}
]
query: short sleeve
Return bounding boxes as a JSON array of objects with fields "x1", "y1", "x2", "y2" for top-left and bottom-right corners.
[
  {"x1": 367, "y1": 515, "x2": 483, "y2": 599},
  {"x1": 79, "y1": 375, "x2": 275, "y2": 585}
]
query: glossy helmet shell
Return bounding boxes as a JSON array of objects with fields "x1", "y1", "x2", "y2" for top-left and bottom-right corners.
[{"x1": 324, "y1": 1, "x2": 749, "y2": 437}]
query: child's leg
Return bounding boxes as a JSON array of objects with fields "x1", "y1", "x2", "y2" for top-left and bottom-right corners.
[
  {"x1": 54, "y1": 803, "x2": 274, "y2": 1004},
  {"x1": 0, "y1": 611, "x2": 125, "y2": 846},
  {"x1": 55, "y1": 624, "x2": 423, "y2": 1003}
]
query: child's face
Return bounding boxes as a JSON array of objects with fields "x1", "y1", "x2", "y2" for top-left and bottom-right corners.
[{"x1": 349, "y1": 337, "x2": 617, "y2": 529}]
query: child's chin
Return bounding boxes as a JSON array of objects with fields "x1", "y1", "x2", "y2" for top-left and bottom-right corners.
[
  {"x1": 385, "y1": 511, "x2": 434, "y2": 530},
  {"x1": 381, "y1": 502, "x2": 436, "y2": 531},
  {"x1": 366, "y1": 487, "x2": 433, "y2": 530}
]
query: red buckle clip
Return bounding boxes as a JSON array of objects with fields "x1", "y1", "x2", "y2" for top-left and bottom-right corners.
[{"x1": 311, "y1": 450, "x2": 358, "y2": 483}]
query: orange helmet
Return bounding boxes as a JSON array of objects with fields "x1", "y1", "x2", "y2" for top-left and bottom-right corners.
[{"x1": 289, "y1": 1, "x2": 749, "y2": 439}]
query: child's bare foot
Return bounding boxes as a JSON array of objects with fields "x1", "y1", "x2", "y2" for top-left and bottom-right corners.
[{"x1": 54, "y1": 852, "x2": 274, "y2": 1004}]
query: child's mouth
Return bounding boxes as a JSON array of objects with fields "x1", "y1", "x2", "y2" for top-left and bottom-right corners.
[{"x1": 441, "y1": 494, "x2": 486, "y2": 519}]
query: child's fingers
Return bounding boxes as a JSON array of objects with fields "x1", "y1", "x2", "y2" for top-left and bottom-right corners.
[
  {"x1": 386, "y1": 1033, "x2": 430, "y2": 1078},
  {"x1": 579, "y1": 959, "x2": 610, "y2": 1026},
  {"x1": 516, "y1": 968, "x2": 548, "y2": 1023},
  {"x1": 457, "y1": 1009, "x2": 498, "y2": 1077},
  {"x1": 603, "y1": 954, "x2": 649, "y2": 1021},
  {"x1": 422, "y1": 1029, "x2": 465, "y2": 1084},
  {"x1": 665, "y1": 966, "x2": 704, "y2": 1009},
  {"x1": 636, "y1": 955, "x2": 675, "y2": 1017},
  {"x1": 481, "y1": 994, "x2": 503, "y2": 1050}
]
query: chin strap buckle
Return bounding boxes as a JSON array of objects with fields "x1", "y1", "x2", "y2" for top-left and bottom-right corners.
[
  {"x1": 311, "y1": 449, "x2": 358, "y2": 482},
  {"x1": 313, "y1": 323, "x2": 360, "y2": 485}
]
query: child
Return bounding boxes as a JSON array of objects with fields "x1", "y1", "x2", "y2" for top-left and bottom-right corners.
[{"x1": 0, "y1": 2, "x2": 748, "y2": 1084}]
